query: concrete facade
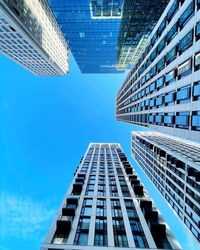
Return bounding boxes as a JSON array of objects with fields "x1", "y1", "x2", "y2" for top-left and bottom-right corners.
[
  {"x1": 41, "y1": 143, "x2": 181, "y2": 250},
  {"x1": 131, "y1": 131, "x2": 200, "y2": 243},
  {"x1": 116, "y1": 0, "x2": 200, "y2": 141}
]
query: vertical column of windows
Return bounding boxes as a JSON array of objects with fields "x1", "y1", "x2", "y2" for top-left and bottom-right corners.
[
  {"x1": 111, "y1": 199, "x2": 128, "y2": 247},
  {"x1": 98, "y1": 175, "x2": 106, "y2": 197},
  {"x1": 118, "y1": 176, "x2": 131, "y2": 197},
  {"x1": 109, "y1": 176, "x2": 119, "y2": 197},
  {"x1": 124, "y1": 200, "x2": 149, "y2": 248},
  {"x1": 74, "y1": 198, "x2": 92, "y2": 245},
  {"x1": 85, "y1": 175, "x2": 95, "y2": 196},
  {"x1": 94, "y1": 199, "x2": 108, "y2": 246}
]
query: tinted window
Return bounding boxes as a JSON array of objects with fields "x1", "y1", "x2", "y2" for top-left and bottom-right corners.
[
  {"x1": 166, "y1": 46, "x2": 177, "y2": 64},
  {"x1": 156, "y1": 77, "x2": 164, "y2": 89},
  {"x1": 150, "y1": 65, "x2": 156, "y2": 77},
  {"x1": 176, "y1": 113, "x2": 189, "y2": 126},
  {"x1": 165, "y1": 91, "x2": 175, "y2": 104},
  {"x1": 196, "y1": 22, "x2": 200, "y2": 40},
  {"x1": 157, "y1": 37, "x2": 165, "y2": 54},
  {"x1": 179, "y1": 2, "x2": 194, "y2": 29},
  {"x1": 158, "y1": 18, "x2": 166, "y2": 36},
  {"x1": 167, "y1": 23, "x2": 178, "y2": 43},
  {"x1": 167, "y1": 0, "x2": 178, "y2": 22},
  {"x1": 177, "y1": 85, "x2": 191, "y2": 103},
  {"x1": 150, "y1": 48, "x2": 157, "y2": 62},
  {"x1": 178, "y1": 59, "x2": 192, "y2": 77},
  {"x1": 165, "y1": 70, "x2": 176, "y2": 84},
  {"x1": 179, "y1": 30, "x2": 193, "y2": 53},
  {"x1": 151, "y1": 32, "x2": 158, "y2": 47},
  {"x1": 157, "y1": 57, "x2": 165, "y2": 72},
  {"x1": 150, "y1": 82, "x2": 155, "y2": 92}
]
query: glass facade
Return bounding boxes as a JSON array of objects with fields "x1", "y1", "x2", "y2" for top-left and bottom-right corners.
[{"x1": 47, "y1": 0, "x2": 169, "y2": 73}]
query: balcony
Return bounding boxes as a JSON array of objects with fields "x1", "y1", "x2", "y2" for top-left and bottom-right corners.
[
  {"x1": 133, "y1": 184, "x2": 144, "y2": 196},
  {"x1": 67, "y1": 197, "x2": 79, "y2": 206},
  {"x1": 73, "y1": 182, "x2": 83, "y2": 194},
  {"x1": 188, "y1": 167, "x2": 200, "y2": 182},
  {"x1": 62, "y1": 207, "x2": 75, "y2": 217},
  {"x1": 56, "y1": 217, "x2": 71, "y2": 235},
  {"x1": 125, "y1": 167, "x2": 133, "y2": 175}
]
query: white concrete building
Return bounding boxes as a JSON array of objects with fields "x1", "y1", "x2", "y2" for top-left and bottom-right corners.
[
  {"x1": 0, "y1": 0, "x2": 69, "y2": 76},
  {"x1": 41, "y1": 143, "x2": 181, "y2": 250},
  {"x1": 116, "y1": 0, "x2": 200, "y2": 141},
  {"x1": 132, "y1": 131, "x2": 200, "y2": 243}
]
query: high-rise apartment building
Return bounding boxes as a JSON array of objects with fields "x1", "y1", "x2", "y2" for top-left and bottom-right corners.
[
  {"x1": 41, "y1": 143, "x2": 181, "y2": 250},
  {"x1": 47, "y1": 0, "x2": 169, "y2": 73},
  {"x1": 0, "y1": 0, "x2": 69, "y2": 76},
  {"x1": 131, "y1": 131, "x2": 200, "y2": 243},
  {"x1": 116, "y1": 0, "x2": 200, "y2": 141}
]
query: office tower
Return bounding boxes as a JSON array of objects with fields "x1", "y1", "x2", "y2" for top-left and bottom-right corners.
[
  {"x1": 0, "y1": 0, "x2": 69, "y2": 76},
  {"x1": 47, "y1": 0, "x2": 169, "y2": 73},
  {"x1": 131, "y1": 131, "x2": 200, "y2": 243},
  {"x1": 116, "y1": 0, "x2": 200, "y2": 141},
  {"x1": 41, "y1": 143, "x2": 181, "y2": 250}
]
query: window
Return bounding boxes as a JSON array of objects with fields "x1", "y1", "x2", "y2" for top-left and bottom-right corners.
[
  {"x1": 146, "y1": 71, "x2": 150, "y2": 81},
  {"x1": 193, "y1": 82, "x2": 200, "y2": 100},
  {"x1": 156, "y1": 76, "x2": 164, "y2": 90},
  {"x1": 79, "y1": 217, "x2": 90, "y2": 230},
  {"x1": 150, "y1": 65, "x2": 156, "y2": 77},
  {"x1": 82, "y1": 207, "x2": 92, "y2": 216},
  {"x1": 167, "y1": 22, "x2": 178, "y2": 44},
  {"x1": 114, "y1": 234, "x2": 128, "y2": 247},
  {"x1": 158, "y1": 18, "x2": 166, "y2": 36},
  {"x1": 156, "y1": 95, "x2": 164, "y2": 107},
  {"x1": 150, "y1": 48, "x2": 157, "y2": 62},
  {"x1": 74, "y1": 232, "x2": 88, "y2": 245},
  {"x1": 176, "y1": 112, "x2": 190, "y2": 128},
  {"x1": 165, "y1": 70, "x2": 176, "y2": 85},
  {"x1": 176, "y1": 85, "x2": 191, "y2": 104},
  {"x1": 133, "y1": 234, "x2": 148, "y2": 248},
  {"x1": 94, "y1": 232, "x2": 107, "y2": 246},
  {"x1": 157, "y1": 37, "x2": 165, "y2": 54},
  {"x1": 196, "y1": 22, "x2": 200, "y2": 41},
  {"x1": 194, "y1": 51, "x2": 200, "y2": 71},
  {"x1": 165, "y1": 91, "x2": 175, "y2": 105},
  {"x1": 192, "y1": 111, "x2": 200, "y2": 130},
  {"x1": 151, "y1": 32, "x2": 158, "y2": 47},
  {"x1": 150, "y1": 82, "x2": 155, "y2": 93},
  {"x1": 164, "y1": 113, "x2": 175, "y2": 126},
  {"x1": 179, "y1": 2, "x2": 194, "y2": 29},
  {"x1": 167, "y1": 0, "x2": 178, "y2": 22},
  {"x1": 157, "y1": 57, "x2": 165, "y2": 72},
  {"x1": 177, "y1": 59, "x2": 192, "y2": 78},
  {"x1": 179, "y1": 30, "x2": 193, "y2": 54},
  {"x1": 166, "y1": 46, "x2": 177, "y2": 65}
]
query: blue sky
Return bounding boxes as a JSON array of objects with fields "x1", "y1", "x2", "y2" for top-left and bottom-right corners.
[{"x1": 0, "y1": 52, "x2": 199, "y2": 250}]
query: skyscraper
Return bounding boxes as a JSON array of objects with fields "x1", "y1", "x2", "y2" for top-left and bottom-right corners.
[
  {"x1": 47, "y1": 0, "x2": 169, "y2": 73},
  {"x1": 0, "y1": 0, "x2": 69, "y2": 76},
  {"x1": 41, "y1": 143, "x2": 181, "y2": 250},
  {"x1": 116, "y1": 0, "x2": 200, "y2": 141},
  {"x1": 131, "y1": 131, "x2": 200, "y2": 243}
]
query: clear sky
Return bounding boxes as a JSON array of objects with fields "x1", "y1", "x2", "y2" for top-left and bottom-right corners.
[{"x1": 0, "y1": 52, "x2": 199, "y2": 250}]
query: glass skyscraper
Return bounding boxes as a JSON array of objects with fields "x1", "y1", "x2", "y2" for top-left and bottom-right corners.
[
  {"x1": 47, "y1": 0, "x2": 169, "y2": 73},
  {"x1": 0, "y1": 0, "x2": 69, "y2": 76},
  {"x1": 131, "y1": 131, "x2": 200, "y2": 243},
  {"x1": 116, "y1": 0, "x2": 200, "y2": 141},
  {"x1": 41, "y1": 143, "x2": 181, "y2": 250}
]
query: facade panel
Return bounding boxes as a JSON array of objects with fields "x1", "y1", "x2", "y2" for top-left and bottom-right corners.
[
  {"x1": 131, "y1": 131, "x2": 200, "y2": 243},
  {"x1": 41, "y1": 143, "x2": 181, "y2": 250},
  {"x1": 116, "y1": 0, "x2": 200, "y2": 141}
]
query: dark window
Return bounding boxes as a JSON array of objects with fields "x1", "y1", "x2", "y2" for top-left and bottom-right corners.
[
  {"x1": 198, "y1": 0, "x2": 200, "y2": 9},
  {"x1": 196, "y1": 22, "x2": 200, "y2": 41},
  {"x1": 178, "y1": 30, "x2": 193, "y2": 54},
  {"x1": 167, "y1": 22, "x2": 178, "y2": 44},
  {"x1": 166, "y1": 46, "x2": 177, "y2": 65},
  {"x1": 158, "y1": 18, "x2": 166, "y2": 36},
  {"x1": 167, "y1": 0, "x2": 179, "y2": 22},
  {"x1": 157, "y1": 57, "x2": 165, "y2": 72},
  {"x1": 157, "y1": 37, "x2": 165, "y2": 54},
  {"x1": 179, "y1": 2, "x2": 194, "y2": 29},
  {"x1": 177, "y1": 59, "x2": 192, "y2": 79},
  {"x1": 176, "y1": 85, "x2": 191, "y2": 103}
]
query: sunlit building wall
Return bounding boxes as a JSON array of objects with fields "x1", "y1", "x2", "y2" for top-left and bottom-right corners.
[
  {"x1": 0, "y1": 0, "x2": 69, "y2": 76},
  {"x1": 41, "y1": 143, "x2": 181, "y2": 250},
  {"x1": 116, "y1": 0, "x2": 200, "y2": 141},
  {"x1": 132, "y1": 131, "x2": 200, "y2": 243}
]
